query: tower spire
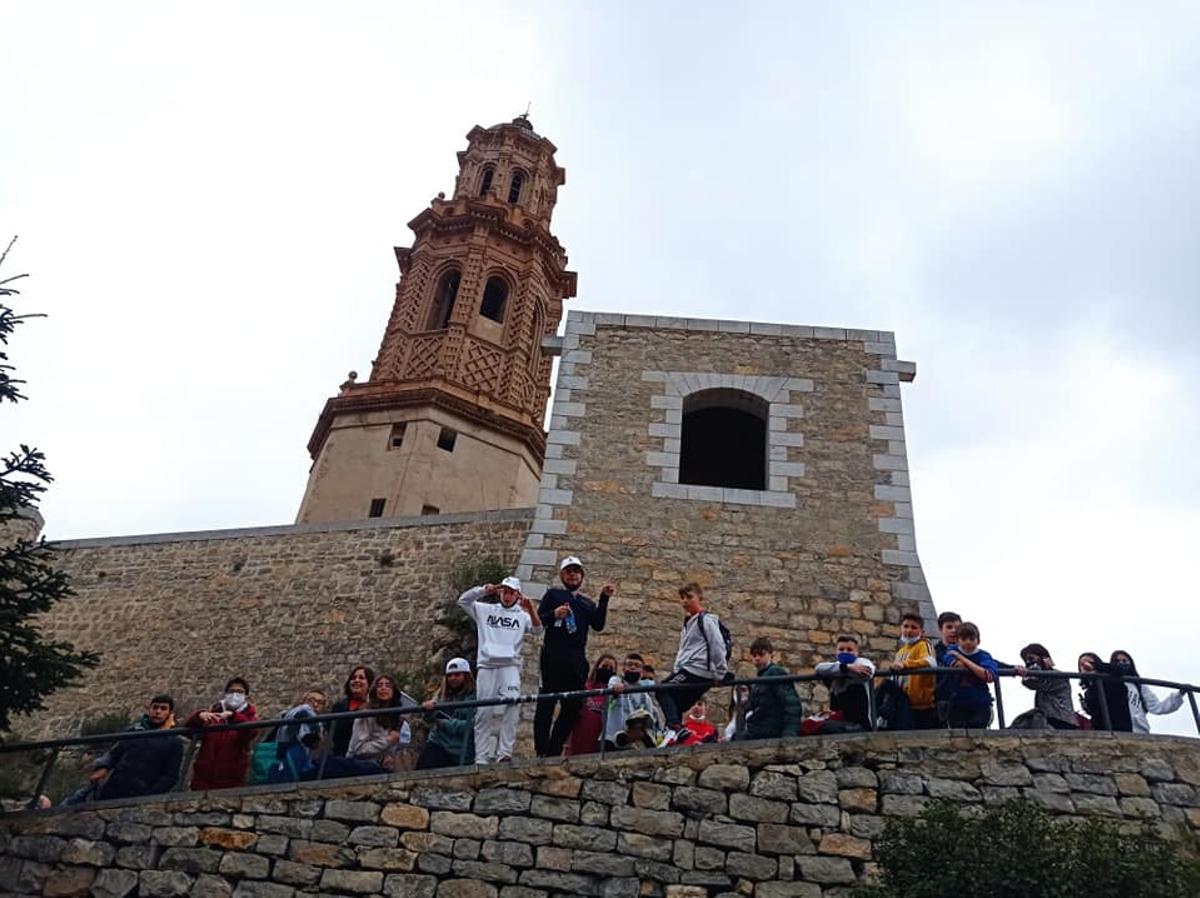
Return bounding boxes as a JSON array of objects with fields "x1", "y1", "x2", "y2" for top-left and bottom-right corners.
[{"x1": 296, "y1": 119, "x2": 576, "y2": 523}]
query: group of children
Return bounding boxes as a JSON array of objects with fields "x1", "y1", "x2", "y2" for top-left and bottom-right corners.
[{"x1": 53, "y1": 561, "x2": 1188, "y2": 806}]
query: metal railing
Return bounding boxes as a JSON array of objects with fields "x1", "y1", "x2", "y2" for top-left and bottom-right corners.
[{"x1": 2, "y1": 666, "x2": 1196, "y2": 812}]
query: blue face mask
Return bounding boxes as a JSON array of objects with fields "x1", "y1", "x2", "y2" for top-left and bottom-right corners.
[{"x1": 836, "y1": 652, "x2": 857, "y2": 665}]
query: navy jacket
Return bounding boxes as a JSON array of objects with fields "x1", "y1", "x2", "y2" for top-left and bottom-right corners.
[
  {"x1": 745, "y1": 663, "x2": 804, "y2": 739},
  {"x1": 95, "y1": 727, "x2": 183, "y2": 800},
  {"x1": 538, "y1": 587, "x2": 610, "y2": 658}
]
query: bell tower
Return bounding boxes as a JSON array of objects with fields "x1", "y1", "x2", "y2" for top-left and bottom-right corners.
[{"x1": 297, "y1": 116, "x2": 577, "y2": 523}]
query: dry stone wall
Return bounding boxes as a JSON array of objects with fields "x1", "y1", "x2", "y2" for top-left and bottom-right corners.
[
  {"x1": 3, "y1": 732, "x2": 1199, "y2": 897},
  {"x1": 29, "y1": 511, "x2": 531, "y2": 737}
]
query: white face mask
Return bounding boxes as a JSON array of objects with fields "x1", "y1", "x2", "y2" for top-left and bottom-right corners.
[
  {"x1": 899, "y1": 635, "x2": 920, "y2": 645},
  {"x1": 223, "y1": 692, "x2": 246, "y2": 711}
]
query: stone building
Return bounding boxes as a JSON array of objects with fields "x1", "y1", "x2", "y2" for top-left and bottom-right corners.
[{"x1": 29, "y1": 118, "x2": 933, "y2": 732}]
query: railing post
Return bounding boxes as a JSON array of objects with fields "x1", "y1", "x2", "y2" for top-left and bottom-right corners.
[
  {"x1": 598, "y1": 692, "x2": 609, "y2": 759},
  {"x1": 866, "y1": 678, "x2": 878, "y2": 732},
  {"x1": 1096, "y1": 675, "x2": 1113, "y2": 731},
  {"x1": 1187, "y1": 689, "x2": 1200, "y2": 737},
  {"x1": 28, "y1": 748, "x2": 59, "y2": 810},
  {"x1": 993, "y1": 676, "x2": 1006, "y2": 729},
  {"x1": 176, "y1": 733, "x2": 200, "y2": 792}
]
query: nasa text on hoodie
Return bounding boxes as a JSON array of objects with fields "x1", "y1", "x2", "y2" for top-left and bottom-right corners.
[{"x1": 457, "y1": 586, "x2": 543, "y2": 669}]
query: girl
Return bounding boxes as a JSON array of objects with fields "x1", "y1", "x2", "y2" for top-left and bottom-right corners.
[
  {"x1": 329, "y1": 665, "x2": 374, "y2": 757},
  {"x1": 186, "y1": 677, "x2": 258, "y2": 790},
  {"x1": 1077, "y1": 652, "x2": 1131, "y2": 731},
  {"x1": 1109, "y1": 650, "x2": 1185, "y2": 734},
  {"x1": 566, "y1": 654, "x2": 617, "y2": 756},
  {"x1": 323, "y1": 675, "x2": 411, "y2": 778}
]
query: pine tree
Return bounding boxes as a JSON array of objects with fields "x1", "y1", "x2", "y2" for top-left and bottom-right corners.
[{"x1": 0, "y1": 236, "x2": 99, "y2": 734}]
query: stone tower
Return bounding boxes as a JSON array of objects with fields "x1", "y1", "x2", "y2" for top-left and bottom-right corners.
[{"x1": 297, "y1": 116, "x2": 577, "y2": 523}]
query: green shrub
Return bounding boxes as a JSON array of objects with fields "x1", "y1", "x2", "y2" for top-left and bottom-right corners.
[{"x1": 856, "y1": 800, "x2": 1200, "y2": 898}]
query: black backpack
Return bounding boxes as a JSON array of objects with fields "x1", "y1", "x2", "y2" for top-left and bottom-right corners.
[{"x1": 697, "y1": 612, "x2": 734, "y2": 681}]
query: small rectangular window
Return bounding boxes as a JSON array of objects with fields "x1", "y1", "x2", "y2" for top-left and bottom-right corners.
[
  {"x1": 420, "y1": 504, "x2": 440, "y2": 516},
  {"x1": 368, "y1": 498, "x2": 386, "y2": 518},
  {"x1": 437, "y1": 427, "x2": 457, "y2": 452},
  {"x1": 389, "y1": 423, "x2": 406, "y2": 450}
]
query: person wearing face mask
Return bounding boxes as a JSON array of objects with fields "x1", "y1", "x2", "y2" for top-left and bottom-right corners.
[
  {"x1": 891, "y1": 613, "x2": 938, "y2": 729},
  {"x1": 534, "y1": 557, "x2": 615, "y2": 758},
  {"x1": 1109, "y1": 650, "x2": 1185, "y2": 734},
  {"x1": 185, "y1": 677, "x2": 258, "y2": 791},
  {"x1": 330, "y1": 665, "x2": 376, "y2": 758},
  {"x1": 605, "y1": 653, "x2": 662, "y2": 749},
  {"x1": 676, "y1": 699, "x2": 720, "y2": 745},
  {"x1": 1013, "y1": 644, "x2": 1076, "y2": 729},
  {"x1": 565, "y1": 654, "x2": 618, "y2": 756},
  {"x1": 459, "y1": 576, "x2": 543, "y2": 763},
  {"x1": 815, "y1": 636, "x2": 877, "y2": 730}
]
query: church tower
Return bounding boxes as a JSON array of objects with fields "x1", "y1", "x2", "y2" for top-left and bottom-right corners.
[{"x1": 297, "y1": 116, "x2": 577, "y2": 523}]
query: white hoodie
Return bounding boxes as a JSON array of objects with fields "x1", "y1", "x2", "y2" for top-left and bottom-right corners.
[
  {"x1": 458, "y1": 586, "x2": 542, "y2": 669},
  {"x1": 1126, "y1": 683, "x2": 1185, "y2": 734}
]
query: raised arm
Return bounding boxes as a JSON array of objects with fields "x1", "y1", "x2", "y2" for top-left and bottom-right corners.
[
  {"x1": 1142, "y1": 686, "x2": 1185, "y2": 716},
  {"x1": 457, "y1": 585, "x2": 491, "y2": 622}
]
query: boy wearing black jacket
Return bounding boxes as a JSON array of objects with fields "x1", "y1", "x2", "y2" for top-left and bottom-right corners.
[
  {"x1": 94, "y1": 694, "x2": 183, "y2": 800},
  {"x1": 534, "y1": 556, "x2": 614, "y2": 757},
  {"x1": 742, "y1": 637, "x2": 803, "y2": 740}
]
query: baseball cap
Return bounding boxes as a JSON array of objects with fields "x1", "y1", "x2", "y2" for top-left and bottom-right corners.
[
  {"x1": 559, "y1": 556, "x2": 584, "y2": 571},
  {"x1": 445, "y1": 658, "x2": 471, "y2": 675},
  {"x1": 500, "y1": 576, "x2": 522, "y2": 591}
]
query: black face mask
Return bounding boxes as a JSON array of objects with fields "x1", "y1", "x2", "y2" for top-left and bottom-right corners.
[
  {"x1": 1113, "y1": 661, "x2": 1134, "y2": 674},
  {"x1": 623, "y1": 671, "x2": 641, "y2": 684},
  {"x1": 598, "y1": 667, "x2": 615, "y2": 681}
]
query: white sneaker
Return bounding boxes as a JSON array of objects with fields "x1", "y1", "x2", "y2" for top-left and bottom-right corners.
[{"x1": 658, "y1": 728, "x2": 679, "y2": 747}]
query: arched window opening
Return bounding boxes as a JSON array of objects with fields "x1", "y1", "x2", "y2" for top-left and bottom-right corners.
[
  {"x1": 479, "y1": 166, "x2": 494, "y2": 196},
  {"x1": 679, "y1": 389, "x2": 767, "y2": 490},
  {"x1": 479, "y1": 276, "x2": 508, "y2": 322},
  {"x1": 428, "y1": 269, "x2": 461, "y2": 330},
  {"x1": 507, "y1": 170, "x2": 525, "y2": 204}
]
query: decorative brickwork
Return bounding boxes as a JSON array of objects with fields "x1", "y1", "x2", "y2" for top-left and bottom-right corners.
[{"x1": 4, "y1": 733, "x2": 1198, "y2": 896}]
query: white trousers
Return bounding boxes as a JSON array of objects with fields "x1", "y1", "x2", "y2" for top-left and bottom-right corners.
[{"x1": 474, "y1": 666, "x2": 521, "y2": 763}]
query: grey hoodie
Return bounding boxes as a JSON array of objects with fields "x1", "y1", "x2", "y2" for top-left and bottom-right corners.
[{"x1": 673, "y1": 612, "x2": 729, "y2": 680}]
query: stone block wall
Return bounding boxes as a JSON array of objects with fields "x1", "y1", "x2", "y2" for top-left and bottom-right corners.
[
  {"x1": 3, "y1": 732, "x2": 1199, "y2": 896},
  {"x1": 515, "y1": 313, "x2": 933, "y2": 690},
  {"x1": 27, "y1": 510, "x2": 531, "y2": 737}
]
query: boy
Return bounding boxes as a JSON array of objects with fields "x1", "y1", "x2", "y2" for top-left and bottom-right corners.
[
  {"x1": 743, "y1": 637, "x2": 803, "y2": 740},
  {"x1": 271, "y1": 688, "x2": 326, "y2": 782},
  {"x1": 534, "y1": 556, "x2": 615, "y2": 757},
  {"x1": 605, "y1": 653, "x2": 662, "y2": 748},
  {"x1": 676, "y1": 699, "x2": 720, "y2": 745},
  {"x1": 1015, "y1": 643, "x2": 1077, "y2": 730},
  {"x1": 814, "y1": 636, "x2": 877, "y2": 730},
  {"x1": 893, "y1": 613, "x2": 938, "y2": 729},
  {"x1": 932, "y1": 611, "x2": 961, "y2": 664},
  {"x1": 657, "y1": 583, "x2": 729, "y2": 740},
  {"x1": 92, "y1": 694, "x2": 183, "y2": 801},
  {"x1": 942, "y1": 621, "x2": 998, "y2": 729},
  {"x1": 458, "y1": 576, "x2": 543, "y2": 763}
]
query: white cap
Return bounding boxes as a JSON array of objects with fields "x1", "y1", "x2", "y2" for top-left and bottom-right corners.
[
  {"x1": 500, "y1": 576, "x2": 522, "y2": 591},
  {"x1": 445, "y1": 658, "x2": 471, "y2": 675},
  {"x1": 559, "y1": 556, "x2": 584, "y2": 571}
]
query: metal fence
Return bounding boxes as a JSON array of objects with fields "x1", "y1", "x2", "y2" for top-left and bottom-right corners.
[{"x1": 2, "y1": 666, "x2": 1196, "y2": 812}]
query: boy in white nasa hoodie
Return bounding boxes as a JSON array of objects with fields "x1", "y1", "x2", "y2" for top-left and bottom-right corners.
[{"x1": 458, "y1": 576, "x2": 543, "y2": 763}]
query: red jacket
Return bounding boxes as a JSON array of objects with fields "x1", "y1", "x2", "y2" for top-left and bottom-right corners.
[{"x1": 186, "y1": 703, "x2": 258, "y2": 790}]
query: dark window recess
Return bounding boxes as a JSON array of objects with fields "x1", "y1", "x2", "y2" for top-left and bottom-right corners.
[
  {"x1": 479, "y1": 167, "x2": 494, "y2": 196},
  {"x1": 437, "y1": 427, "x2": 457, "y2": 452},
  {"x1": 679, "y1": 392, "x2": 767, "y2": 490},
  {"x1": 389, "y1": 423, "x2": 406, "y2": 449},
  {"x1": 507, "y1": 171, "x2": 525, "y2": 204},
  {"x1": 421, "y1": 504, "x2": 440, "y2": 516},
  {"x1": 367, "y1": 498, "x2": 386, "y2": 518},
  {"x1": 480, "y1": 276, "x2": 508, "y2": 322},
  {"x1": 429, "y1": 270, "x2": 461, "y2": 330}
]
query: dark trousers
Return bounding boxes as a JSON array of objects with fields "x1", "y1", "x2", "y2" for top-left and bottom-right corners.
[
  {"x1": 911, "y1": 707, "x2": 943, "y2": 730},
  {"x1": 657, "y1": 670, "x2": 716, "y2": 729},
  {"x1": 416, "y1": 741, "x2": 461, "y2": 771},
  {"x1": 534, "y1": 653, "x2": 589, "y2": 756},
  {"x1": 948, "y1": 704, "x2": 992, "y2": 729}
]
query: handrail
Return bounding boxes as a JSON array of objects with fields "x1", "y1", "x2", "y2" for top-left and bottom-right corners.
[{"x1": 2, "y1": 667, "x2": 1195, "y2": 811}]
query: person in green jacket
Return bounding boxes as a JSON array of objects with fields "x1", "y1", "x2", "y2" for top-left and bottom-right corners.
[
  {"x1": 417, "y1": 658, "x2": 476, "y2": 769},
  {"x1": 742, "y1": 637, "x2": 803, "y2": 740}
]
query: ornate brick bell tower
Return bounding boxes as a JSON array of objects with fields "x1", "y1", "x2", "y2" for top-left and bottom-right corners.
[{"x1": 297, "y1": 116, "x2": 577, "y2": 523}]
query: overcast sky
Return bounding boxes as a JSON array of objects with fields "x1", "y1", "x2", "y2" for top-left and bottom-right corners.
[{"x1": 3, "y1": 2, "x2": 1198, "y2": 732}]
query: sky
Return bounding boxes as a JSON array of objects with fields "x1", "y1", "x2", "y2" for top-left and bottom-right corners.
[{"x1": 3, "y1": 2, "x2": 1199, "y2": 733}]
